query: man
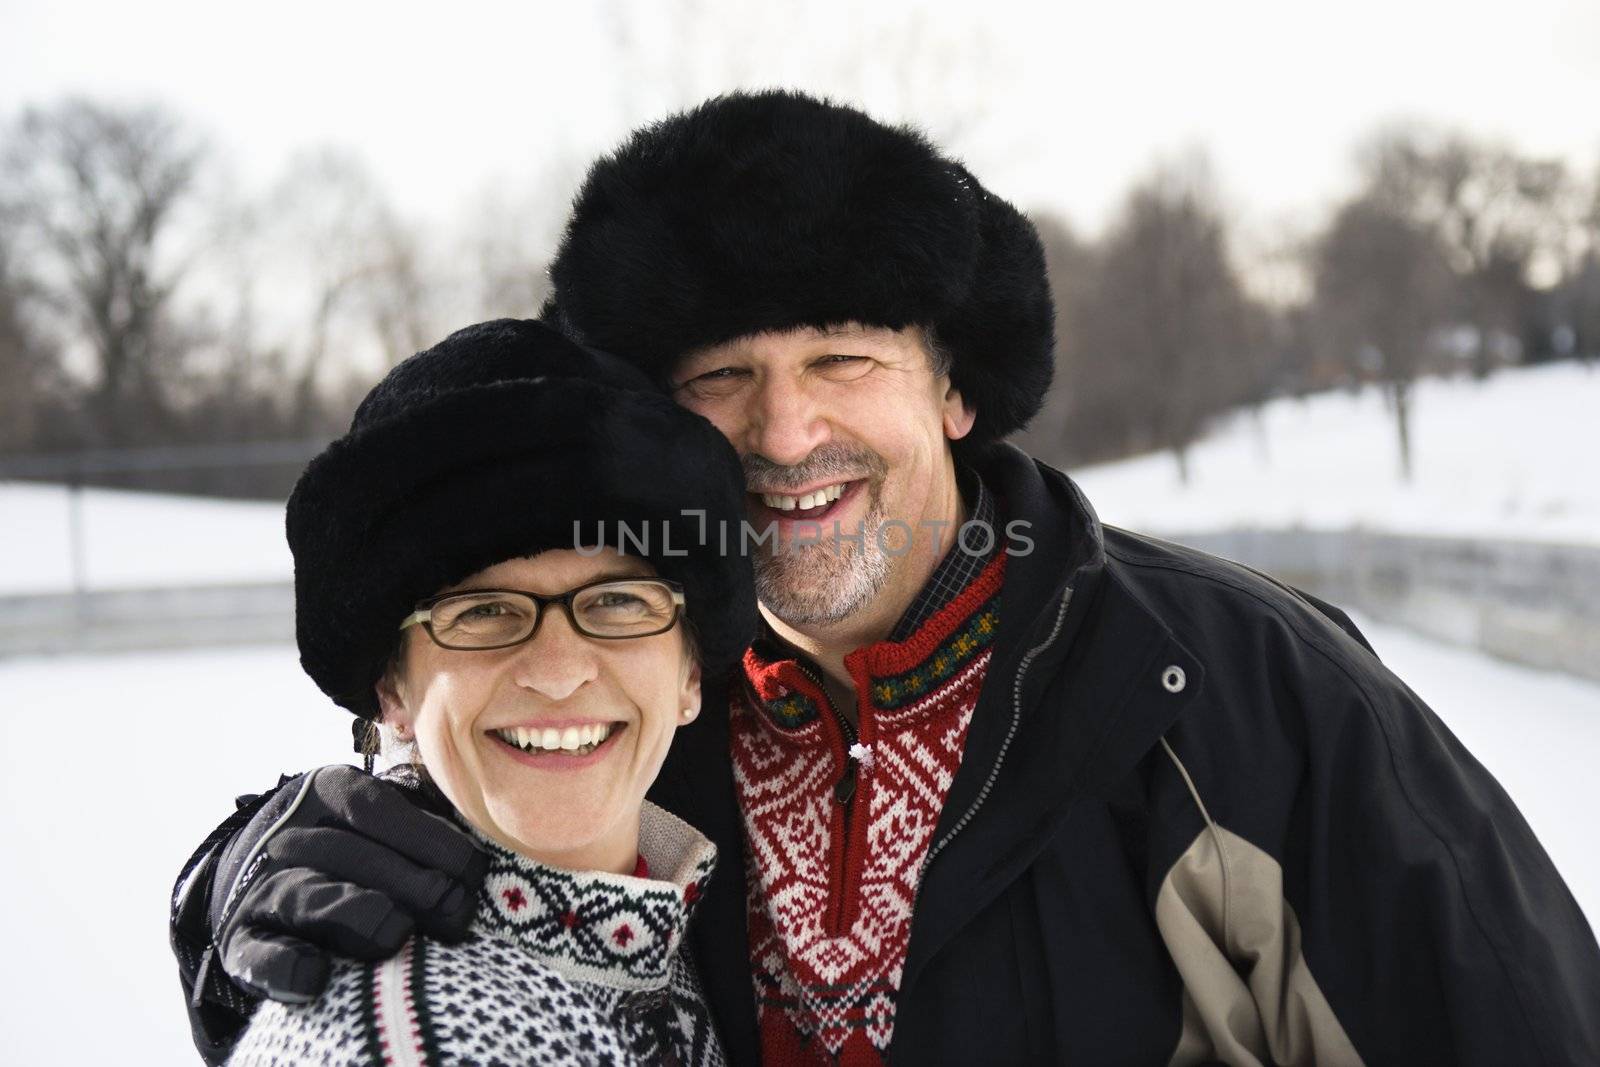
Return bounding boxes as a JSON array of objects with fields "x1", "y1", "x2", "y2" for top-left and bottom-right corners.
[{"x1": 173, "y1": 91, "x2": 1600, "y2": 1065}]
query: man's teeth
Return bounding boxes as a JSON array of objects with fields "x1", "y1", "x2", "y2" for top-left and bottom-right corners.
[
  {"x1": 760, "y1": 483, "x2": 846, "y2": 511},
  {"x1": 494, "y1": 723, "x2": 616, "y2": 755}
]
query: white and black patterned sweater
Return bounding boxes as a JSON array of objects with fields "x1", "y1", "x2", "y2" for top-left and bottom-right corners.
[{"x1": 229, "y1": 802, "x2": 724, "y2": 1066}]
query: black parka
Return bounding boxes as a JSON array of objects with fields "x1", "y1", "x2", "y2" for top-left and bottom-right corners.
[{"x1": 648, "y1": 445, "x2": 1600, "y2": 1065}]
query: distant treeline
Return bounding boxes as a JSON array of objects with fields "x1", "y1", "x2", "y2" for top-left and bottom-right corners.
[
  {"x1": 2, "y1": 99, "x2": 1597, "y2": 497},
  {"x1": 1021, "y1": 139, "x2": 1600, "y2": 482}
]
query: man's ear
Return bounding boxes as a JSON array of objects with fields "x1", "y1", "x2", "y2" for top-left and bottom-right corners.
[{"x1": 942, "y1": 381, "x2": 976, "y2": 441}]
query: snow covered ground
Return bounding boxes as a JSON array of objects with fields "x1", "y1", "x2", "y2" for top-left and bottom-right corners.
[
  {"x1": 0, "y1": 644, "x2": 349, "y2": 1066},
  {"x1": 1070, "y1": 360, "x2": 1600, "y2": 544},
  {"x1": 0, "y1": 619, "x2": 1597, "y2": 1065}
]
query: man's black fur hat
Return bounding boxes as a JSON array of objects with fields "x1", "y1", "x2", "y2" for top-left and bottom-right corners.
[
  {"x1": 287, "y1": 318, "x2": 757, "y2": 718},
  {"x1": 546, "y1": 89, "x2": 1055, "y2": 450}
]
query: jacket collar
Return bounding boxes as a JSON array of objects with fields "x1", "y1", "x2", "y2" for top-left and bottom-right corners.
[
  {"x1": 466, "y1": 802, "x2": 717, "y2": 992},
  {"x1": 901, "y1": 444, "x2": 1206, "y2": 990}
]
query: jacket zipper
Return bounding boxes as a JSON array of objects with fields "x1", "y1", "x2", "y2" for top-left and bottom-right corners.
[{"x1": 919, "y1": 587, "x2": 1074, "y2": 878}]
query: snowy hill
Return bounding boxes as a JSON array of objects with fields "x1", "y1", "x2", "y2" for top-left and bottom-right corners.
[{"x1": 1069, "y1": 360, "x2": 1600, "y2": 545}]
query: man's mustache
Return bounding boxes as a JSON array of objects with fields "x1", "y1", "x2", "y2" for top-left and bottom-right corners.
[{"x1": 741, "y1": 445, "x2": 887, "y2": 493}]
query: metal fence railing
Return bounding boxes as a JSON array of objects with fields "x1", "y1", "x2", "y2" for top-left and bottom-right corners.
[
  {"x1": 0, "y1": 440, "x2": 325, "y2": 595},
  {"x1": 1171, "y1": 528, "x2": 1600, "y2": 684}
]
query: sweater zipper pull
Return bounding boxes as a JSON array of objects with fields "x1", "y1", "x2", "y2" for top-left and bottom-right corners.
[{"x1": 834, "y1": 741, "x2": 873, "y2": 804}]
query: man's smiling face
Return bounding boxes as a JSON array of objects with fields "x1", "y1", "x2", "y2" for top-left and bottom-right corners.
[{"x1": 671, "y1": 324, "x2": 975, "y2": 628}]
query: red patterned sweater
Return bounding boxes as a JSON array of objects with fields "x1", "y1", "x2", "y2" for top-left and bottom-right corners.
[{"x1": 730, "y1": 552, "x2": 1006, "y2": 1064}]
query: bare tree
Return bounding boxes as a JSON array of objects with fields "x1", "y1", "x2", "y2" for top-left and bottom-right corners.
[
  {"x1": 255, "y1": 148, "x2": 439, "y2": 427},
  {"x1": 1312, "y1": 196, "x2": 1454, "y2": 480},
  {"x1": 1076, "y1": 158, "x2": 1258, "y2": 482},
  {"x1": 1574, "y1": 164, "x2": 1600, "y2": 363},
  {"x1": 2, "y1": 99, "x2": 204, "y2": 445},
  {"x1": 1013, "y1": 211, "x2": 1099, "y2": 467},
  {"x1": 600, "y1": 0, "x2": 1008, "y2": 159},
  {"x1": 0, "y1": 217, "x2": 60, "y2": 453},
  {"x1": 1360, "y1": 126, "x2": 1571, "y2": 378},
  {"x1": 457, "y1": 180, "x2": 563, "y2": 320}
]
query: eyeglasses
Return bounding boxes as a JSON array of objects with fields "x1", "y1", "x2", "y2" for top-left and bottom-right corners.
[{"x1": 400, "y1": 577, "x2": 686, "y2": 651}]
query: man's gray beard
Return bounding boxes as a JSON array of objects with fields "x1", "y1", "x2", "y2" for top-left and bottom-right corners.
[
  {"x1": 742, "y1": 443, "x2": 892, "y2": 627},
  {"x1": 754, "y1": 496, "x2": 892, "y2": 627}
]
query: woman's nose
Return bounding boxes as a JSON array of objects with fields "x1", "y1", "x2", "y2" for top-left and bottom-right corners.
[{"x1": 509, "y1": 607, "x2": 599, "y2": 700}]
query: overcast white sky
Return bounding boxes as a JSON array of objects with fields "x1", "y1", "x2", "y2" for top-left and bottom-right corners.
[{"x1": 4, "y1": 0, "x2": 1598, "y2": 243}]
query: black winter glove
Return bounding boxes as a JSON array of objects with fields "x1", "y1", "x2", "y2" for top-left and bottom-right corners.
[
  {"x1": 211, "y1": 764, "x2": 488, "y2": 1000},
  {"x1": 171, "y1": 764, "x2": 488, "y2": 1061}
]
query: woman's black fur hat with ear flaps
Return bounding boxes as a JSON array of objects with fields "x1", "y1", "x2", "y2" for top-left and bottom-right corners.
[
  {"x1": 286, "y1": 318, "x2": 757, "y2": 719},
  {"x1": 545, "y1": 89, "x2": 1056, "y2": 449}
]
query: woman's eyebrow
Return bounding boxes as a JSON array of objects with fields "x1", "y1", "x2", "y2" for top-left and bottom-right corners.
[{"x1": 442, "y1": 570, "x2": 652, "y2": 594}]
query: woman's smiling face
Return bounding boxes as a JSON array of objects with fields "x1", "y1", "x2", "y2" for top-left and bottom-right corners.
[{"x1": 377, "y1": 547, "x2": 700, "y2": 874}]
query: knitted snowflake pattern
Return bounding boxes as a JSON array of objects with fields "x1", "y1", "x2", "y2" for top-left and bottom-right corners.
[
  {"x1": 228, "y1": 802, "x2": 723, "y2": 1066},
  {"x1": 732, "y1": 553, "x2": 1006, "y2": 1063}
]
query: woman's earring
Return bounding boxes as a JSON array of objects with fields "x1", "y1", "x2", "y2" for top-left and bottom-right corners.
[{"x1": 681, "y1": 708, "x2": 699, "y2": 723}]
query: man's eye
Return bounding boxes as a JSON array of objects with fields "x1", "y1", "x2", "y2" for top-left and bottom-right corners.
[
  {"x1": 677, "y1": 367, "x2": 750, "y2": 394},
  {"x1": 815, "y1": 354, "x2": 872, "y2": 375}
]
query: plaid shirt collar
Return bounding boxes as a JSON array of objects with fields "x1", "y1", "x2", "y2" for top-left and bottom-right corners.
[{"x1": 889, "y1": 465, "x2": 997, "y2": 641}]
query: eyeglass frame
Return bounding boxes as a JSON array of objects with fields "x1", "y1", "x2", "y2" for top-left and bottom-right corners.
[{"x1": 398, "y1": 576, "x2": 687, "y2": 651}]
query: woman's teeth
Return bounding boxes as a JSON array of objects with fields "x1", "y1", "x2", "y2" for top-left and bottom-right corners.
[
  {"x1": 494, "y1": 723, "x2": 617, "y2": 755},
  {"x1": 761, "y1": 483, "x2": 846, "y2": 511}
]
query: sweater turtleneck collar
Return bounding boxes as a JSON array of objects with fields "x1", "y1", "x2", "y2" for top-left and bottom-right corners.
[
  {"x1": 742, "y1": 550, "x2": 1007, "y2": 742},
  {"x1": 463, "y1": 801, "x2": 717, "y2": 992}
]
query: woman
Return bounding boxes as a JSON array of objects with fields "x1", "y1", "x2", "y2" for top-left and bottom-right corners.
[{"x1": 227, "y1": 318, "x2": 756, "y2": 1065}]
